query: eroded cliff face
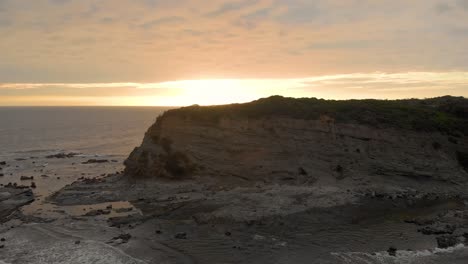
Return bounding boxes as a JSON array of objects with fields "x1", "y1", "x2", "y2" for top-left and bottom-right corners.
[{"x1": 124, "y1": 113, "x2": 468, "y2": 189}]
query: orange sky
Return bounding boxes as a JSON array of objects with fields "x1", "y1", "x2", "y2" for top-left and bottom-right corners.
[{"x1": 0, "y1": 0, "x2": 467, "y2": 105}]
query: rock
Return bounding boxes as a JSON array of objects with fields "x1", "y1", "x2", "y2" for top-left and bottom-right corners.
[
  {"x1": 46, "y1": 152, "x2": 80, "y2": 159},
  {"x1": 74, "y1": 240, "x2": 80, "y2": 245},
  {"x1": 5, "y1": 183, "x2": 29, "y2": 189},
  {"x1": 82, "y1": 159, "x2": 109, "y2": 164},
  {"x1": 30, "y1": 182, "x2": 36, "y2": 188},
  {"x1": 155, "y1": 230, "x2": 162, "y2": 234},
  {"x1": 436, "y1": 235, "x2": 459, "y2": 248},
  {"x1": 20, "y1": 176, "x2": 34, "y2": 181},
  {"x1": 0, "y1": 162, "x2": 6, "y2": 166},
  {"x1": 81, "y1": 178, "x2": 106, "y2": 184},
  {"x1": 114, "y1": 207, "x2": 133, "y2": 213},
  {"x1": 0, "y1": 238, "x2": 5, "y2": 242},
  {"x1": 298, "y1": 167, "x2": 307, "y2": 175},
  {"x1": 124, "y1": 96, "x2": 468, "y2": 190},
  {"x1": 253, "y1": 234, "x2": 265, "y2": 241},
  {"x1": 84, "y1": 209, "x2": 111, "y2": 216},
  {"x1": 111, "y1": 233, "x2": 131, "y2": 243},
  {"x1": 0, "y1": 174, "x2": 3, "y2": 177},
  {"x1": 0, "y1": 188, "x2": 34, "y2": 222},
  {"x1": 418, "y1": 224, "x2": 456, "y2": 235},
  {"x1": 387, "y1": 247, "x2": 397, "y2": 256},
  {"x1": 225, "y1": 231, "x2": 232, "y2": 236},
  {"x1": 0, "y1": 244, "x2": 4, "y2": 249},
  {"x1": 404, "y1": 218, "x2": 435, "y2": 226},
  {"x1": 175, "y1": 232, "x2": 187, "y2": 239}
]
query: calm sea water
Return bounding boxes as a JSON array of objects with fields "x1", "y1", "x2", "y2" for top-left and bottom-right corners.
[{"x1": 0, "y1": 107, "x2": 171, "y2": 158}]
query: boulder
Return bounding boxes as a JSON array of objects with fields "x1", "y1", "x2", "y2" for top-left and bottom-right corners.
[{"x1": 436, "y1": 235, "x2": 460, "y2": 248}]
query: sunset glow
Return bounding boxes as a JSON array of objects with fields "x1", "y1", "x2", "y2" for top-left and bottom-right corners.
[
  {"x1": 0, "y1": 0, "x2": 467, "y2": 105},
  {"x1": 1, "y1": 72, "x2": 468, "y2": 106}
]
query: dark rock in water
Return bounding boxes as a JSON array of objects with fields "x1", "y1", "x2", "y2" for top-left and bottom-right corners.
[
  {"x1": 82, "y1": 159, "x2": 109, "y2": 164},
  {"x1": 0, "y1": 244, "x2": 4, "y2": 249},
  {"x1": 387, "y1": 247, "x2": 397, "y2": 256},
  {"x1": 175, "y1": 232, "x2": 187, "y2": 239},
  {"x1": 0, "y1": 174, "x2": 3, "y2": 177},
  {"x1": 114, "y1": 207, "x2": 133, "y2": 213},
  {"x1": 46, "y1": 152, "x2": 80, "y2": 159},
  {"x1": 0, "y1": 162, "x2": 6, "y2": 165},
  {"x1": 74, "y1": 240, "x2": 81, "y2": 245},
  {"x1": 84, "y1": 209, "x2": 111, "y2": 216},
  {"x1": 436, "y1": 235, "x2": 459, "y2": 248},
  {"x1": 155, "y1": 230, "x2": 162, "y2": 234},
  {"x1": 30, "y1": 182, "x2": 36, "y2": 188},
  {"x1": 20, "y1": 176, "x2": 34, "y2": 181},
  {"x1": 81, "y1": 178, "x2": 106, "y2": 184},
  {"x1": 15, "y1": 158, "x2": 27, "y2": 161},
  {"x1": 225, "y1": 231, "x2": 232, "y2": 236},
  {"x1": 0, "y1": 238, "x2": 5, "y2": 242}
]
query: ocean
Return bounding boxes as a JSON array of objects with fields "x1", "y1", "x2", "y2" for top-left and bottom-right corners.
[{"x1": 0, "y1": 107, "x2": 171, "y2": 159}]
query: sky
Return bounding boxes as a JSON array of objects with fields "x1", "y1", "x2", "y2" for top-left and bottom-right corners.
[{"x1": 0, "y1": 0, "x2": 467, "y2": 106}]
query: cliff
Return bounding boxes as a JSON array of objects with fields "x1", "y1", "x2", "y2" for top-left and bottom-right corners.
[{"x1": 124, "y1": 96, "x2": 468, "y2": 190}]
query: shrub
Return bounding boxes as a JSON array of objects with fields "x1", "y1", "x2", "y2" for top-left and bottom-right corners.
[{"x1": 160, "y1": 95, "x2": 468, "y2": 135}]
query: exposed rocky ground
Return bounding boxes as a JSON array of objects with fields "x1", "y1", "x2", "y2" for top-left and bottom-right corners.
[
  {"x1": 0, "y1": 187, "x2": 34, "y2": 223},
  {"x1": 2, "y1": 96, "x2": 468, "y2": 263}
]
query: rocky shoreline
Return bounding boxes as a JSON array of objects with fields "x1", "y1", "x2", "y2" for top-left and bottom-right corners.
[{"x1": 1, "y1": 96, "x2": 468, "y2": 263}]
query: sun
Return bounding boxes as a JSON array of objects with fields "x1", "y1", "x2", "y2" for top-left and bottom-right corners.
[{"x1": 148, "y1": 79, "x2": 265, "y2": 106}]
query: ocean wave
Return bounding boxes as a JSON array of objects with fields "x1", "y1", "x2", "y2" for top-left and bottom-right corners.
[
  {"x1": 13, "y1": 149, "x2": 65, "y2": 154},
  {"x1": 331, "y1": 244, "x2": 468, "y2": 264},
  {"x1": 9, "y1": 149, "x2": 118, "y2": 159}
]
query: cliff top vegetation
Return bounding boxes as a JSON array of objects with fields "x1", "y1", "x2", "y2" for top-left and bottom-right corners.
[{"x1": 159, "y1": 96, "x2": 468, "y2": 135}]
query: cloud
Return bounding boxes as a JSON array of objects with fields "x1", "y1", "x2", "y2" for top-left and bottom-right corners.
[
  {"x1": 434, "y1": 3, "x2": 452, "y2": 13},
  {"x1": 0, "y1": 0, "x2": 468, "y2": 85},
  {"x1": 308, "y1": 40, "x2": 372, "y2": 50},
  {"x1": 1, "y1": 72, "x2": 467, "y2": 106},
  {"x1": 277, "y1": 1, "x2": 319, "y2": 24},
  {"x1": 458, "y1": 0, "x2": 468, "y2": 10},
  {"x1": 205, "y1": 0, "x2": 257, "y2": 17},
  {"x1": 140, "y1": 16, "x2": 186, "y2": 29}
]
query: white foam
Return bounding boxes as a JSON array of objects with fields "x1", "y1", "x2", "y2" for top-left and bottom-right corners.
[{"x1": 332, "y1": 244, "x2": 468, "y2": 264}]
